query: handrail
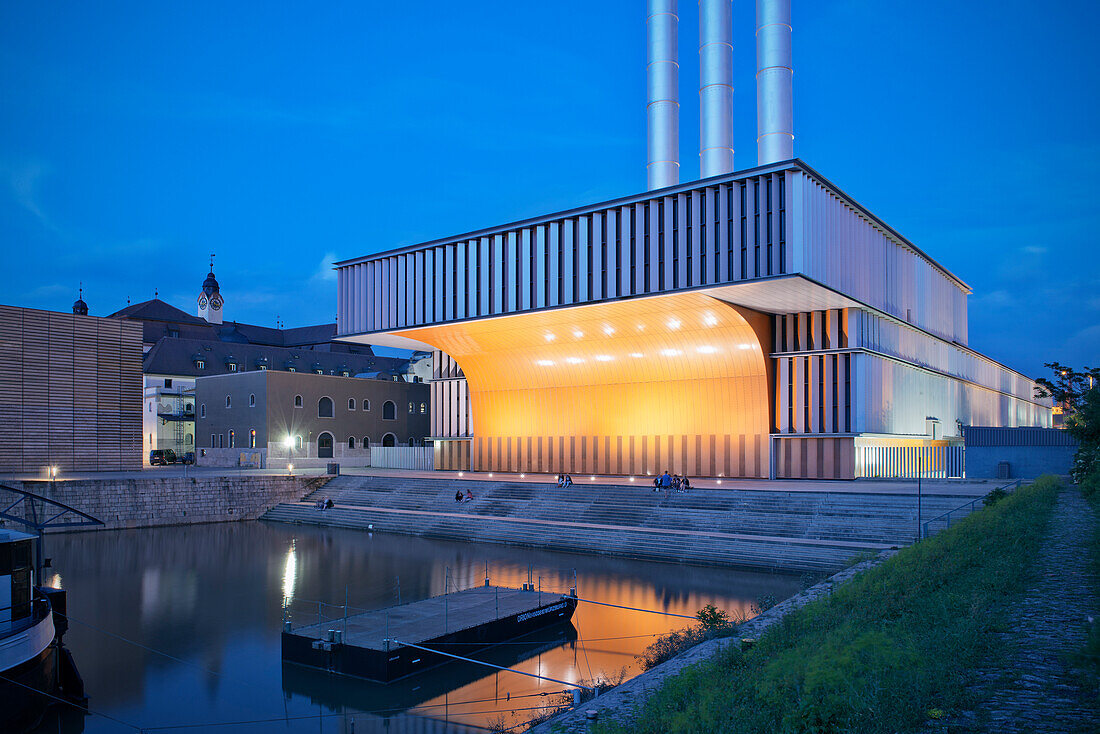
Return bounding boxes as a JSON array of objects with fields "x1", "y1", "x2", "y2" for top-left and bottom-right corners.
[{"x1": 921, "y1": 479, "x2": 1021, "y2": 539}]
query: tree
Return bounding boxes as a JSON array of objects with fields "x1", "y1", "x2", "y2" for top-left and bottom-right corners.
[{"x1": 1034, "y1": 362, "x2": 1100, "y2": 418}]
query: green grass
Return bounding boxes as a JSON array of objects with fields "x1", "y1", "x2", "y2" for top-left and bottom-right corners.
[
  {"x1": 591, "y1": 476, "x2": 1062, "y2": 734},
  {"x1": 1078, "y1": 469, "x2": 1100, "y2": 700}
]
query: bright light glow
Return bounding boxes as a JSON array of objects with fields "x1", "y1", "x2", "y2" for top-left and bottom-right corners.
[
  {"x1": 287, "y1": 463, "x2": 294, "y2": 473},
  {"x1": 458, "y1": 472, "x2": 464, "y2": 477},
  {"x1": 535, "y1": 359, "x2": 555, "y2": 366},
  {"x1": 738, "y1": 344, "x2": 752, "y2": 350},
  {"x1": 488, "y1": 473, "x2": 493, "y2": 477},
  {"x1": 49, "y1": 466, "x2": 57, "y2": 478},
  {"x1": 667, "y1": 319, "x2": 681, "y2": 330},
  {"x1": 590, "y1": 476, "x2": 595, "y2": 481},
  {"x1": 520, "y1": 473, "x2": 525, "y2": 478},
  {"x1": 603, "y1": 326, "x2": 615, "y2": 336},
  {"x1": 565, "y1": 357, "x2": 584, "y2": 364},
  {"x1": 629, "y1": 477, "x2": 635, "y2": 482},
  {"x1": 717, "y1": 480, "x2": 723, "y2": 484},
  {"x1": 696, "y1": 346, "x2": 718, "y2": 354},
  {"x1": 660, "y1": 348, "x2": 682, "y2": 357},
  {"x1": 281, "y1": 541, "x2": 297, "y2": 607},
  {"x1": 284, "y1": 435, "x2": 293, "y2": 448},
  {"x1": 703, "y1": 314, "x2": 719, "y2": 326},
  {"x1": 572, "y1": 330, "x2": 584, "y2": 338},
  {"x1": 545, "y1": 333, "x2": 556, "y2": 342},
  {"x1": 595, "y1": 355, "x2": 614, "y2": 362}
]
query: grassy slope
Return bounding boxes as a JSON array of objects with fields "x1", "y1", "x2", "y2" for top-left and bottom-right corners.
[{"x1": 593, "y1": 477, "x2": 1061, "y2": 734}]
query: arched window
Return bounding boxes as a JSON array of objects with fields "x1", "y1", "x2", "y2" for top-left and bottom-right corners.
[
  {"x1": 200, "y1": 404, "x2": 206, "y2": 418},
  {"x1": 294, "y1": 395, "x2": 303, "y2": 408},
  {"x1": 317, "y1": 432, "x2": 334, "y2": 458},
  {"x1": 226, "y1": 396, "x2": 232, "y2": 408},
  {"x1": 362, "y1": 399, "x2": 370, "y2": 411},
  {"x1": 408, "y1": 437, "x2": 419, "y2": 447},
  {"x1": 419, "y1": 402, "x2": 427, "y2": 414},
  {"x1": 408, "y1": 402, "x2": 414, "y2": 414},
  {"x1": 228, "y1": 430, "x2": 235, "y2": 448},
  {"x1": 382, "y1": 433, "x2": 397, "y2": 447},
  {"x1": 185, "y1": 433, "x2": 193, "y2": 445},
  {"x1": 249, "y1": 393, "x2": 256, "y2": 407},
  {"x1": 318, "y1": 396, "x2": 334, "y2": 418},
  {"x1": 295, "y1": 435, "x2": 303, "y2": 449},
  {"x1": 347, "y1": 436, "x2": 356, "y2": 449},
  {"x1": 362, "y1": 436, "x2": 370, "y2": 447},
  {"x1": 382, "y1": 401, "x2": 396, "y2": 420},
  {"x1": 248, "y1": 429, "x2": 257, "y2": 448},
  {"x1": 348, "y1": 398, "x2": 356, "y2": 410}
]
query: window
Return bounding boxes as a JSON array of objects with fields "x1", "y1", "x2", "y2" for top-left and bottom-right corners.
[
  {"x1": 348, "y1": 398, "x2": 356, "y2": 410},
  {"x1": 148, "y1": 403, "x2": 152, "y2": 413},
  {"x1": 341, "y1": 370, "x2": 350, "y2": 377},
  {"x1": 408, "y1": 402, "x2": 414, "y2": 414},
  {"x1": 259, "y1": 365, "x2": 268, "y2": 371},
  {"x1": 317, "y1": 432, "x2": 334, "y2": 458},
  {"x1": 419, "y1": 402, "x2": 427, "y2": 414},
  {"x1": 164, "y1": 378, "x2": 173, "y2": 388},
  {"x1": 347, "y1": 436, "x2": 356, "y2": 449},
  {"x1": 295, "y1": 435, "x2": 303, "y2": 449},
  {"x1": 229, "y1": 363, "x2": 238, "y2": 372},
  {"x1": 287, "y1": 366, "x2": 296, "y2": 372},
  {"x1": 363, "y1": 399, "x2": 370, "y2": 411},
  {"x1": 382, "y1": 401, "x2": 396, "y2": 420},
  {"x1": 362, "y1": 436, "x2": 370, "y2": 447},
  {"x1": 195, "y1": 359, "x2": 205, "y2": 369},
  {"x1": 228, "y1": 430, "x2": 235, "y2": 448},
  {"x1": 218, "y1": 433, "x2": 224, "y2": 448},
  {"x1": 318, "y1": 396, "x2": 334, "y2": 418},
  {"x1": 249, "y1": 393, "x2": 256, "y2": 407},
  {"x1": 167, "y1": 328, "x2": 179, "y2": 338},
  {"x1": 185, "y1": 433, "x2": 192, "y2": 445},
  {"x1": 294, "y1": 395, "x2": 303, "y2": 408},
  {"x1": 200, "y1": 404, "x2": 206, "y2": 418},
  {"x1": 225, "y1": 396, "x2": 231, "y2": 408},
  {"x1": 382, "y1": 432, "x2": 397, "y2": 447},
  {"x1": 211, "y1": 434, "x2": 216, "y2": 448},
  {"x1": 248, "y1": 429, "x2": 257, "y2": 448},
  {"x1": 314, "y1": 369, "x2": 323, "y2": 375}
]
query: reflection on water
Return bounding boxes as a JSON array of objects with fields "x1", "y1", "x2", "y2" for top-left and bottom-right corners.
[{"x1": 33, "y1": 521, "x2": 801, "y2": 733}]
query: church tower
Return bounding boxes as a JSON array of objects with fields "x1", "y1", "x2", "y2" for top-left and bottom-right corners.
[{"x1": 197, "y1": 255, "x2": 224, "y2": 324}]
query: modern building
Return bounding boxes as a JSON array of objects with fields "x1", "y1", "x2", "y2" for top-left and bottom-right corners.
[
  {"x1": 331, "y1": 0, "x2": 1050, "y2": 480},
  {"x1": 194, "y1": 370, "x2": 431, "y2": 468},
  {"x1": 101, "y1": 264, "x2": 419, "y2": 462},
  {"x1": 0, "y1": 303, "x2": 143, "y2": 473}
]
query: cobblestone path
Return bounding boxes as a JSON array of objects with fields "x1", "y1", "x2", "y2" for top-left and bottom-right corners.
[{"x1": 943, "y1": 486, "x2": 1099, "y2": 733}]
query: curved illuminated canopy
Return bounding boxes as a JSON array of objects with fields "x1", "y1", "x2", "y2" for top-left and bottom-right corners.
[{"x1": 395, "y1": 292, "x2": 773, "y2": 477}]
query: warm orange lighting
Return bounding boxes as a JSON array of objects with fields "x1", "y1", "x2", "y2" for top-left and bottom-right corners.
[{"x1": 395, "y1": 292, "x2": 772, "y2": 477}]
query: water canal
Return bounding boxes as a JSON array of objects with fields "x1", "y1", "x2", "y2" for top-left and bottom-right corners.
[{"x1": 32, "y1": 520, "x2": 803, "y2": 733}]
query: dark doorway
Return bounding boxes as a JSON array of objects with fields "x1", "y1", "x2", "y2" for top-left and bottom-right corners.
[{"x1": 318, "y1": 432, "x2": 334, "y2": 458}]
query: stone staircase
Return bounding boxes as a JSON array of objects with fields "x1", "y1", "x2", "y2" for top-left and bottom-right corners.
[{"x1": 261, "y1": 475, "x2": 982, "y2": 572}]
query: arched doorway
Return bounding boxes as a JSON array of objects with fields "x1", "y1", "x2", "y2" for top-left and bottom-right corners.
[
  {"x1": 317, "y1": 432, "x2": 334, "y2": 458},
  {"x1": 382, "y1": 433, "x2": 397, "y2": 447}
]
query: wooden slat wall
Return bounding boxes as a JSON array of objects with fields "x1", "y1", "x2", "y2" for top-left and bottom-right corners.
[{"x1": 0, "y1": 304, "x2": 143, "y2": 472}]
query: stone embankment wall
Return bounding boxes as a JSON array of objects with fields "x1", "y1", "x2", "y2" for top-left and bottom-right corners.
[
  {"x1": 4, "y1": 476, "x2": 327, "y2": 533},
  {"x1": 533, "y1": 549, "x2": 897, "y2": 733}
]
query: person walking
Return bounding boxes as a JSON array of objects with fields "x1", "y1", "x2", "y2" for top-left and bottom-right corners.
[{"x1": 660, "y1": 470, "x2": 672, "y2": 499}]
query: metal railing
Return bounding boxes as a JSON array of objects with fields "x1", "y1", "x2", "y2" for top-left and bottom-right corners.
[{"x1": 921, "y1": 479, "x2": 1021, "y2": 539}]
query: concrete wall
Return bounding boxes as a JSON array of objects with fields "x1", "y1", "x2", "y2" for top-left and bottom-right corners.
[{"x1": 5, "y1": 476, "x2": 320, "y2": 532}]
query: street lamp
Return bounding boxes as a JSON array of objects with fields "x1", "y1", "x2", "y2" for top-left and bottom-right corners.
[{"x1": 284, "y1": 435, "x2": 294, "y2": 476}]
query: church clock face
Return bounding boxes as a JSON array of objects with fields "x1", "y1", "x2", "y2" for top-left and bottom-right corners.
[
  {"x1": 211, "y1": 294, "x2": 223, "y2": 310},
  {"x1": 199, "y1": 295, "x2": 208, "y2": 309}
]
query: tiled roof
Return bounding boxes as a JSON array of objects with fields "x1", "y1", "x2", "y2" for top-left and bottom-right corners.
[{"x1": 143, "y1": 337, "x2": 402, "y2": 379}]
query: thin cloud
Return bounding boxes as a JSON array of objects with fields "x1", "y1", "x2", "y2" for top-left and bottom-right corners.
[{"x1": 310, "y1": 252, "x2": 338, "y2": 284}]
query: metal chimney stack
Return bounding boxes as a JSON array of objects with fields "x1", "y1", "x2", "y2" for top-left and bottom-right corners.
[
  {"x1": 698, "y1": 0, "x2": 734, "y2": 177},
  {"x1": 755, "y1": 0, "x2": 793, "y2": 164},
  {"x1": 647, "y1": 0, "x2": 679, "y2": 190}
]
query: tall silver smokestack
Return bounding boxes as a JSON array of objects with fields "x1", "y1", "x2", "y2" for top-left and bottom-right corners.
[
  {"x1": 647, "y1": 0, "x2": 679, "y2": 189},
  {"x1": 756, "y1": 0, "x2": 793, "y2": 164},
  {"x1": 699, "y1": 0, "x2": 734, "y2": 177}
]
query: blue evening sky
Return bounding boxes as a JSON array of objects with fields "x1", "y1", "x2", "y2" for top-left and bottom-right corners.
[{"x1": 1, "y1": 1, "x2": 1097, "y2": 377}]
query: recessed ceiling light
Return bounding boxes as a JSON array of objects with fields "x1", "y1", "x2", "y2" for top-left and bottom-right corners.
[
  {"x1": 536, "y1": 359, "x2": 554, "y2": 366},
  {"x1": 545, "y1": 333, "x2": 556, "y2": 342},
  {"x1": 738, "y1": 343, "x2": 752, "y2": 350},
  {"x1": 697, "y1": 346, "x2": 718, "y2": 354},
  {"x1": 565, "y1": 357, "x2": 584, "y2": 364},
  {"x1": 573, "y1": 330, "x2": 584, "y2": 338},
  {"x1": 660, "y1": 348, "x2": 681, "y2": 356},
  {"x1": 629, "y1": 352, "x2": 644, "y2": 358},
  {"x1": 703, "y1": 315, "x2": 719, "y2": 326},
  {"x1": 595, "y1": 355, "x2": 614, "y2": 362},
  {"x1": 667, "y1": 319, "x2": 681, "y2": 329},
  {"x1": 603, "y1": 326, "x2": 615, "y2": 335}
]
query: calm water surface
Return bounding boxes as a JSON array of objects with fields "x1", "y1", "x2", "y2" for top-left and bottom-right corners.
[{"x1": 32, "y1": 521, "x2": 802, "y2": 733}]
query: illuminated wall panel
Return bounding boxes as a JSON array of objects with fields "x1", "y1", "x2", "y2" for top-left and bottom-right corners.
[{"x1": 396, "y1": 292, "x2": 772, "y2": 477}]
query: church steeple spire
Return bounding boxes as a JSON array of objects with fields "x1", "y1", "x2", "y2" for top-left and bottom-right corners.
[
  {"x1": 72, "y1": 283, "x2": 88, "y2": 316},
  {"x1": 197, "y1": 254, "x2": 223, "y2": 324}
]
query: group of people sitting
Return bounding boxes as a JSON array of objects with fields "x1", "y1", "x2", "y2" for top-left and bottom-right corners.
[
  {"x1": 555, "y1": 474, "x2": 574, "y2": 487},
  {"x1": 315, "y1": 497, "x2": 335, "y2": 510},
  {"x1": 454, "y1": 489, "x2": 475, "y2": 503},
  {"x1": 653, "y1": 471, "x2": 690, "y2": 495}
]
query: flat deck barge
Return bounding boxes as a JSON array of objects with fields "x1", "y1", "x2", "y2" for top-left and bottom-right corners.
[{"x1": 282, "y1": 586, "x2": 577, "y2": 682}]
